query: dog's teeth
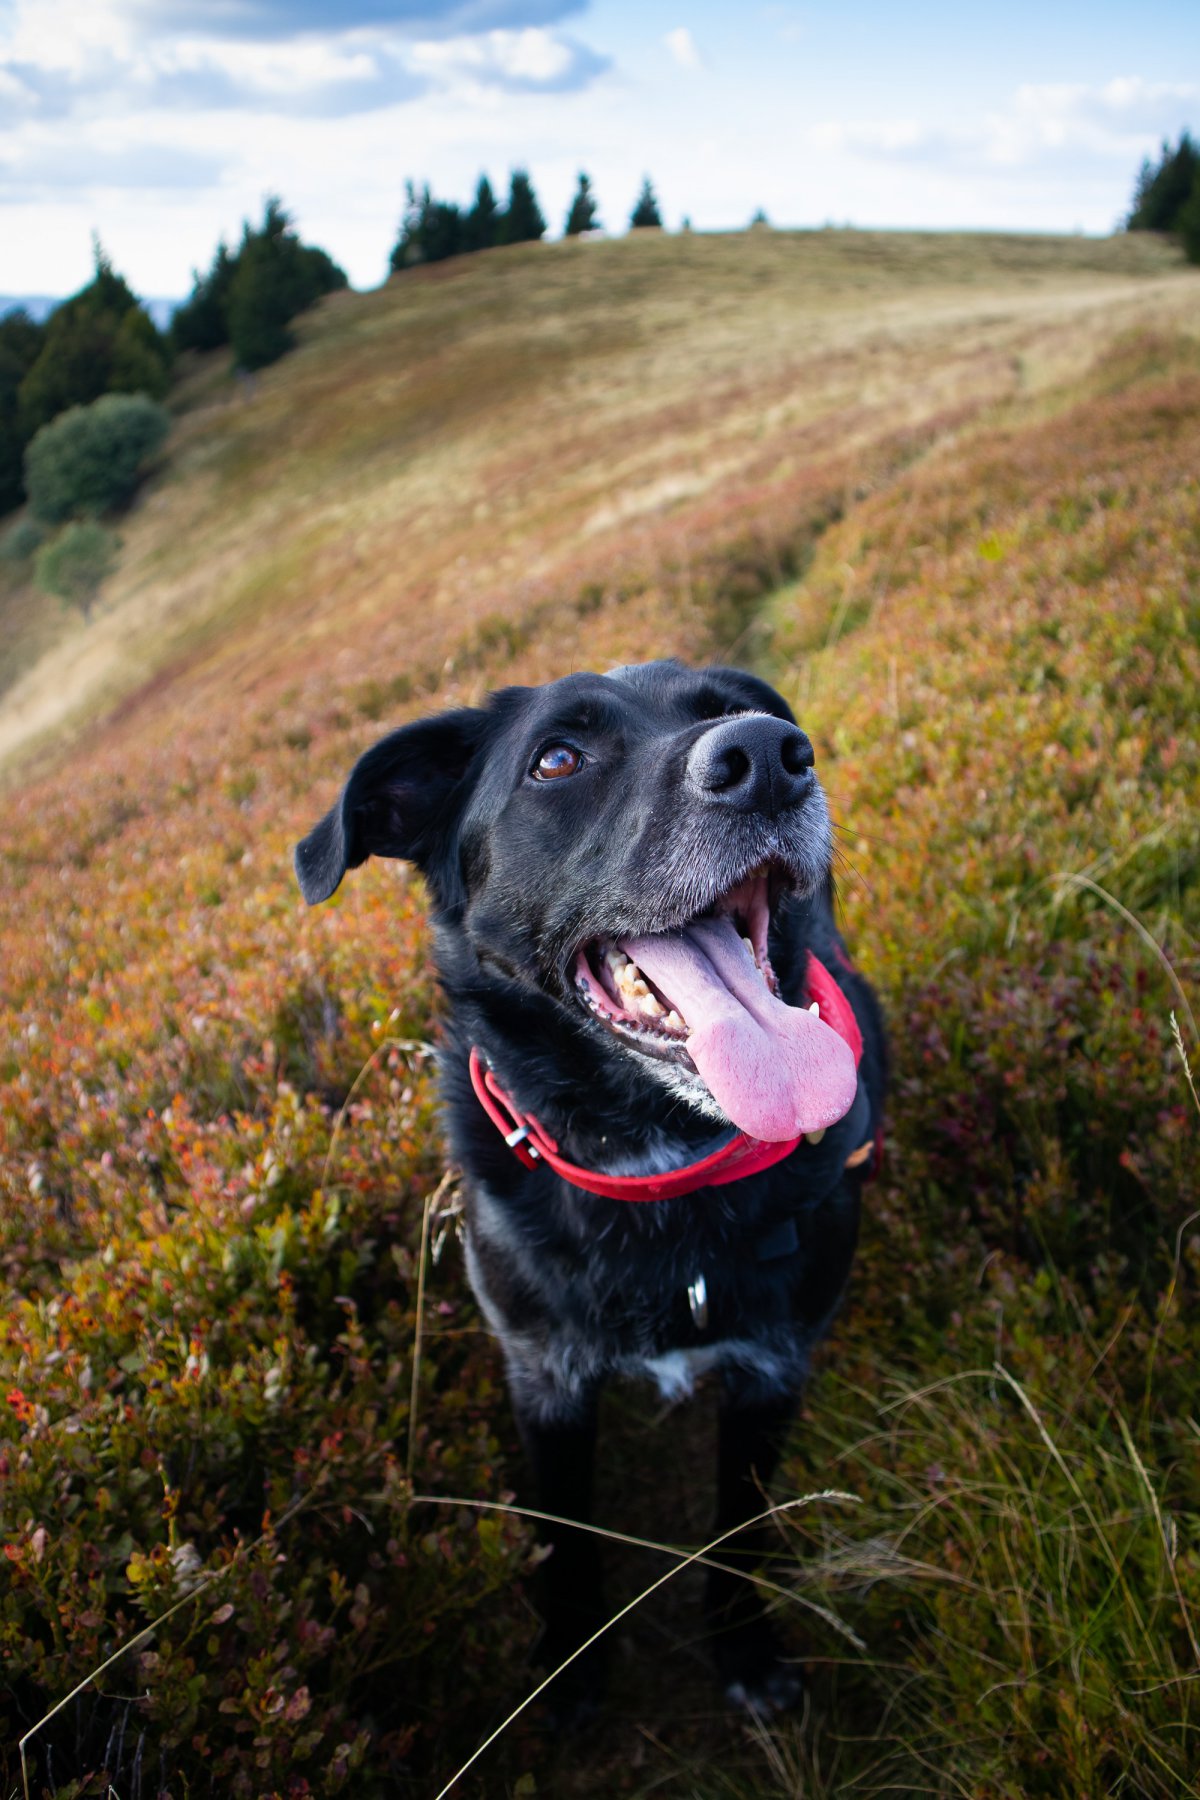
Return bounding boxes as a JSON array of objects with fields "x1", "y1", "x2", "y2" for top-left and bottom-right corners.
[
  {"x1": 616, "y1": 964, "x2": 650, "y2": 999},
  {"x1": 809, "y1": 1001, "x2": 820, "y2": 1016},
  {"x1": 741, "y1": 934, "x2": 755, "y2": 958},
  {"x1": 664, "y1": 1010, "x2": 685, "y2": 1032},
  {"x1": 641, "y1": 992, "x2": 665, "y2": 1018}
]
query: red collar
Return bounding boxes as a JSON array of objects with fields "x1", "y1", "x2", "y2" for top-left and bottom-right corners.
[{"x1": 468, "y1": 952, "x2": 865, "y2": 1203}]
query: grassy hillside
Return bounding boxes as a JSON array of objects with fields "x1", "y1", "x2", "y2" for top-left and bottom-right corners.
[
  {"x1": 1, "y1": 230, "x2": 1198, "y2": 1798},
  {"x1": 0, "y1": 226, "x2": 1189, "y2": 772}
]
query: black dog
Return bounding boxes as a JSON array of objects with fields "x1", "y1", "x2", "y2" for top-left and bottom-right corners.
[{"x1": 295, "y1": 659, "x2": 885, "y2": 1714}]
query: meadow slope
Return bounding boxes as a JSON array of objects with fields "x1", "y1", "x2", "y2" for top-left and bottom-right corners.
[
  {"x1": 1, "y1": 231, "x2": 1198, "y2": 1798},
  {"x1": 0, "y1": 226, "x2": 1190, "y2": 774}
]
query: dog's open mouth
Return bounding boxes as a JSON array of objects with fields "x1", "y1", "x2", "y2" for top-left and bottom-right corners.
[{"x1": 574, "y1": 864, "x2": 858, "y2": 1142}]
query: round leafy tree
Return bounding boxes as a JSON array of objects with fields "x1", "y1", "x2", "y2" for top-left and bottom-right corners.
[
  {"x1": 34, "y1": 519, "x2": 118, "y2": 618},
  {"x1": 24, "y1": 392, "x2": 170, "y2": 525}
]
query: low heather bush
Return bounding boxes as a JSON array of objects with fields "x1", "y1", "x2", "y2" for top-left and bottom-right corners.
[{"x1": 2, "y1": 1059, "x2": 530, "y2": 1796}]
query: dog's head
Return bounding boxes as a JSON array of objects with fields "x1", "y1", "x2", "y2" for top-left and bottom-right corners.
[{"x1": 295, "y1": 660, "x2": 856, "y2": 1140}]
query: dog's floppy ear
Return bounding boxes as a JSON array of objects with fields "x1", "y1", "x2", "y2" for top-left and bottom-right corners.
[{"x1": 294, "y1": 707, "x2": 488, "y2": 905}]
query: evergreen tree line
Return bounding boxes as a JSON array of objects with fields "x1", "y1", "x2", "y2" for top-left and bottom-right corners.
[
  {"x1": 9, "y1": 129, "x2": 1190, "y2": 529},
  {"x1": 0, "y1": 201, "x2": 346, "y2": 519},
  {"x1": 390, "y1": 170, "x2": 661, "y2": 270},
  {"x1": 0, "y1": 246, "x2": 171, "y2": 516},
  {"x1": 171, "y1": 196, "x2": 348, "y2": 366},
  {"x1": 2, "y1": 174, "x2": 663, "y2": 514},
  {"x1": 1126, "y1": 131, "x2": 1200, "y2": 260}
]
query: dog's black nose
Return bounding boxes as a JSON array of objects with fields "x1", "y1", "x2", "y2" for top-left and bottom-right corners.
[{"x1": 686, "y1": 714, "x2": 815, "y2": 816}]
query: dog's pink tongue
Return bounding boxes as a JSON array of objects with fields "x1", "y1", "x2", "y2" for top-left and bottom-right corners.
[{"x1": 620, "y1": 917, "x2": 857, "y2": 1142}]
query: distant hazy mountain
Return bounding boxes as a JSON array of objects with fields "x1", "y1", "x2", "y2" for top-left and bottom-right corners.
[{"x1": 1, "y1": 295, "x2": 179, "y2": 330}]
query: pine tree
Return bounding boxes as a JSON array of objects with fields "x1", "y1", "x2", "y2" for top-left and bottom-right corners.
[
  {"x1": 172, "y1": 243, "x2": 237, "y2": 354},
  {"x1": 1178, "y1": 165, "x2": 1200, "y2": 264},
  {"x1": 0, "y1": 309, "x2": 46, "y2": 515},
  {"x1": 17, "y1": 242, "x2": 171, "y2": 440},
  {"x1": 221, "y1": 198, "x2": 348, "y2": 371},
  {"x1": 389, "y1": 183, "x2": 425, "y2": 272},
  {"x1": 630, "y1": 178, "x2": 663, "y2": 230},
  {"x1": 175, "y1": 205, "x2": 345, "y2": 361},
  {"x1": 226, "y1": 234, "x2": 296, "y2": 371},
  {"x1": 390, "y1": 182, "x2": 464, "y2": 268},
  {"x1": 419, "y1": 197, "x2": 464, "y2": 264},
  {"x1": 463, "y1": 176, "x2": 501, "y2": 252},
  {"x1": 84, "y1": 237, "x2": 140, "y2": 320},
  {"x1": 111, "y1": 307, "x2": 172, "y2": 399},
  {"x1": 501, "y1": 170, "x2": 547, "y2": 244},
  {"x1": 564, "y1": 173, "x2": 600, "y2": 237},
  {"x1": 1127, "y1": 132, "x2": 1199, "y2": 232}
]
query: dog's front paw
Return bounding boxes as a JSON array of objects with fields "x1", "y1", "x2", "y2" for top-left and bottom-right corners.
[
  {"x1": 724, "y1": 1658, "x2": 804, "y2": 1718},
  {"x1": 715, "y1": 1619, "x2": 805, "y2": 1718}
]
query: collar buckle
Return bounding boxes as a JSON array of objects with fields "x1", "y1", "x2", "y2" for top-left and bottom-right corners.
[{"x1": 504, "y1": 1124, "x2": 539, "y2": 1157}]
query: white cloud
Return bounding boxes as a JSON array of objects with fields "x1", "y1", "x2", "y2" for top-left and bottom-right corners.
[
  {"x1": 990, "y1": 76, "x2": 1199, "y2": 164},
  {"x1": 0, "y1": 0, "x2": 606, "y2": 121},
  {"x1": 407, "y1": 26, "x2": 608, "y2": 92},
  {"x1": 5, "y1": 0, "x2": 135, "y2": 77},
  {"x1": 663, "y1": 26, "x2": 700, "y2": 71},
  {"x1": 809, "y1": 77, "x2": 1198, "y2": 177},
  {"x1": 0, "y1": 0, "x2": 613, "y2": 292},
  {"x1": 1013, "y1": 75, "x2": 1198, "y2": 126},
  {"x1": 4, "y1": 0, "x2": 1197, "y2": 303}
]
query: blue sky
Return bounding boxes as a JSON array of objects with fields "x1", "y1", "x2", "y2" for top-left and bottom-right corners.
[{"x1": 1, "y1": 0, "x2": 1197, "y2": 297}]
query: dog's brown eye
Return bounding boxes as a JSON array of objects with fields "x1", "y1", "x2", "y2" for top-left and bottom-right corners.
[{"x1": 533, "y1": 744, "x2": 582, "y2": 780}]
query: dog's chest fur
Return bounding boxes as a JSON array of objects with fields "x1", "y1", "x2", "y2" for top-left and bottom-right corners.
[{"x1": 451, "y1": 1070, "x2": 868, "y2": 1416}]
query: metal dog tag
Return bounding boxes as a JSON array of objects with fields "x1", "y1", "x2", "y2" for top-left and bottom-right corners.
[{"x1": 687, "y1": 1272, "x2": 709, "y2": 1332}]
